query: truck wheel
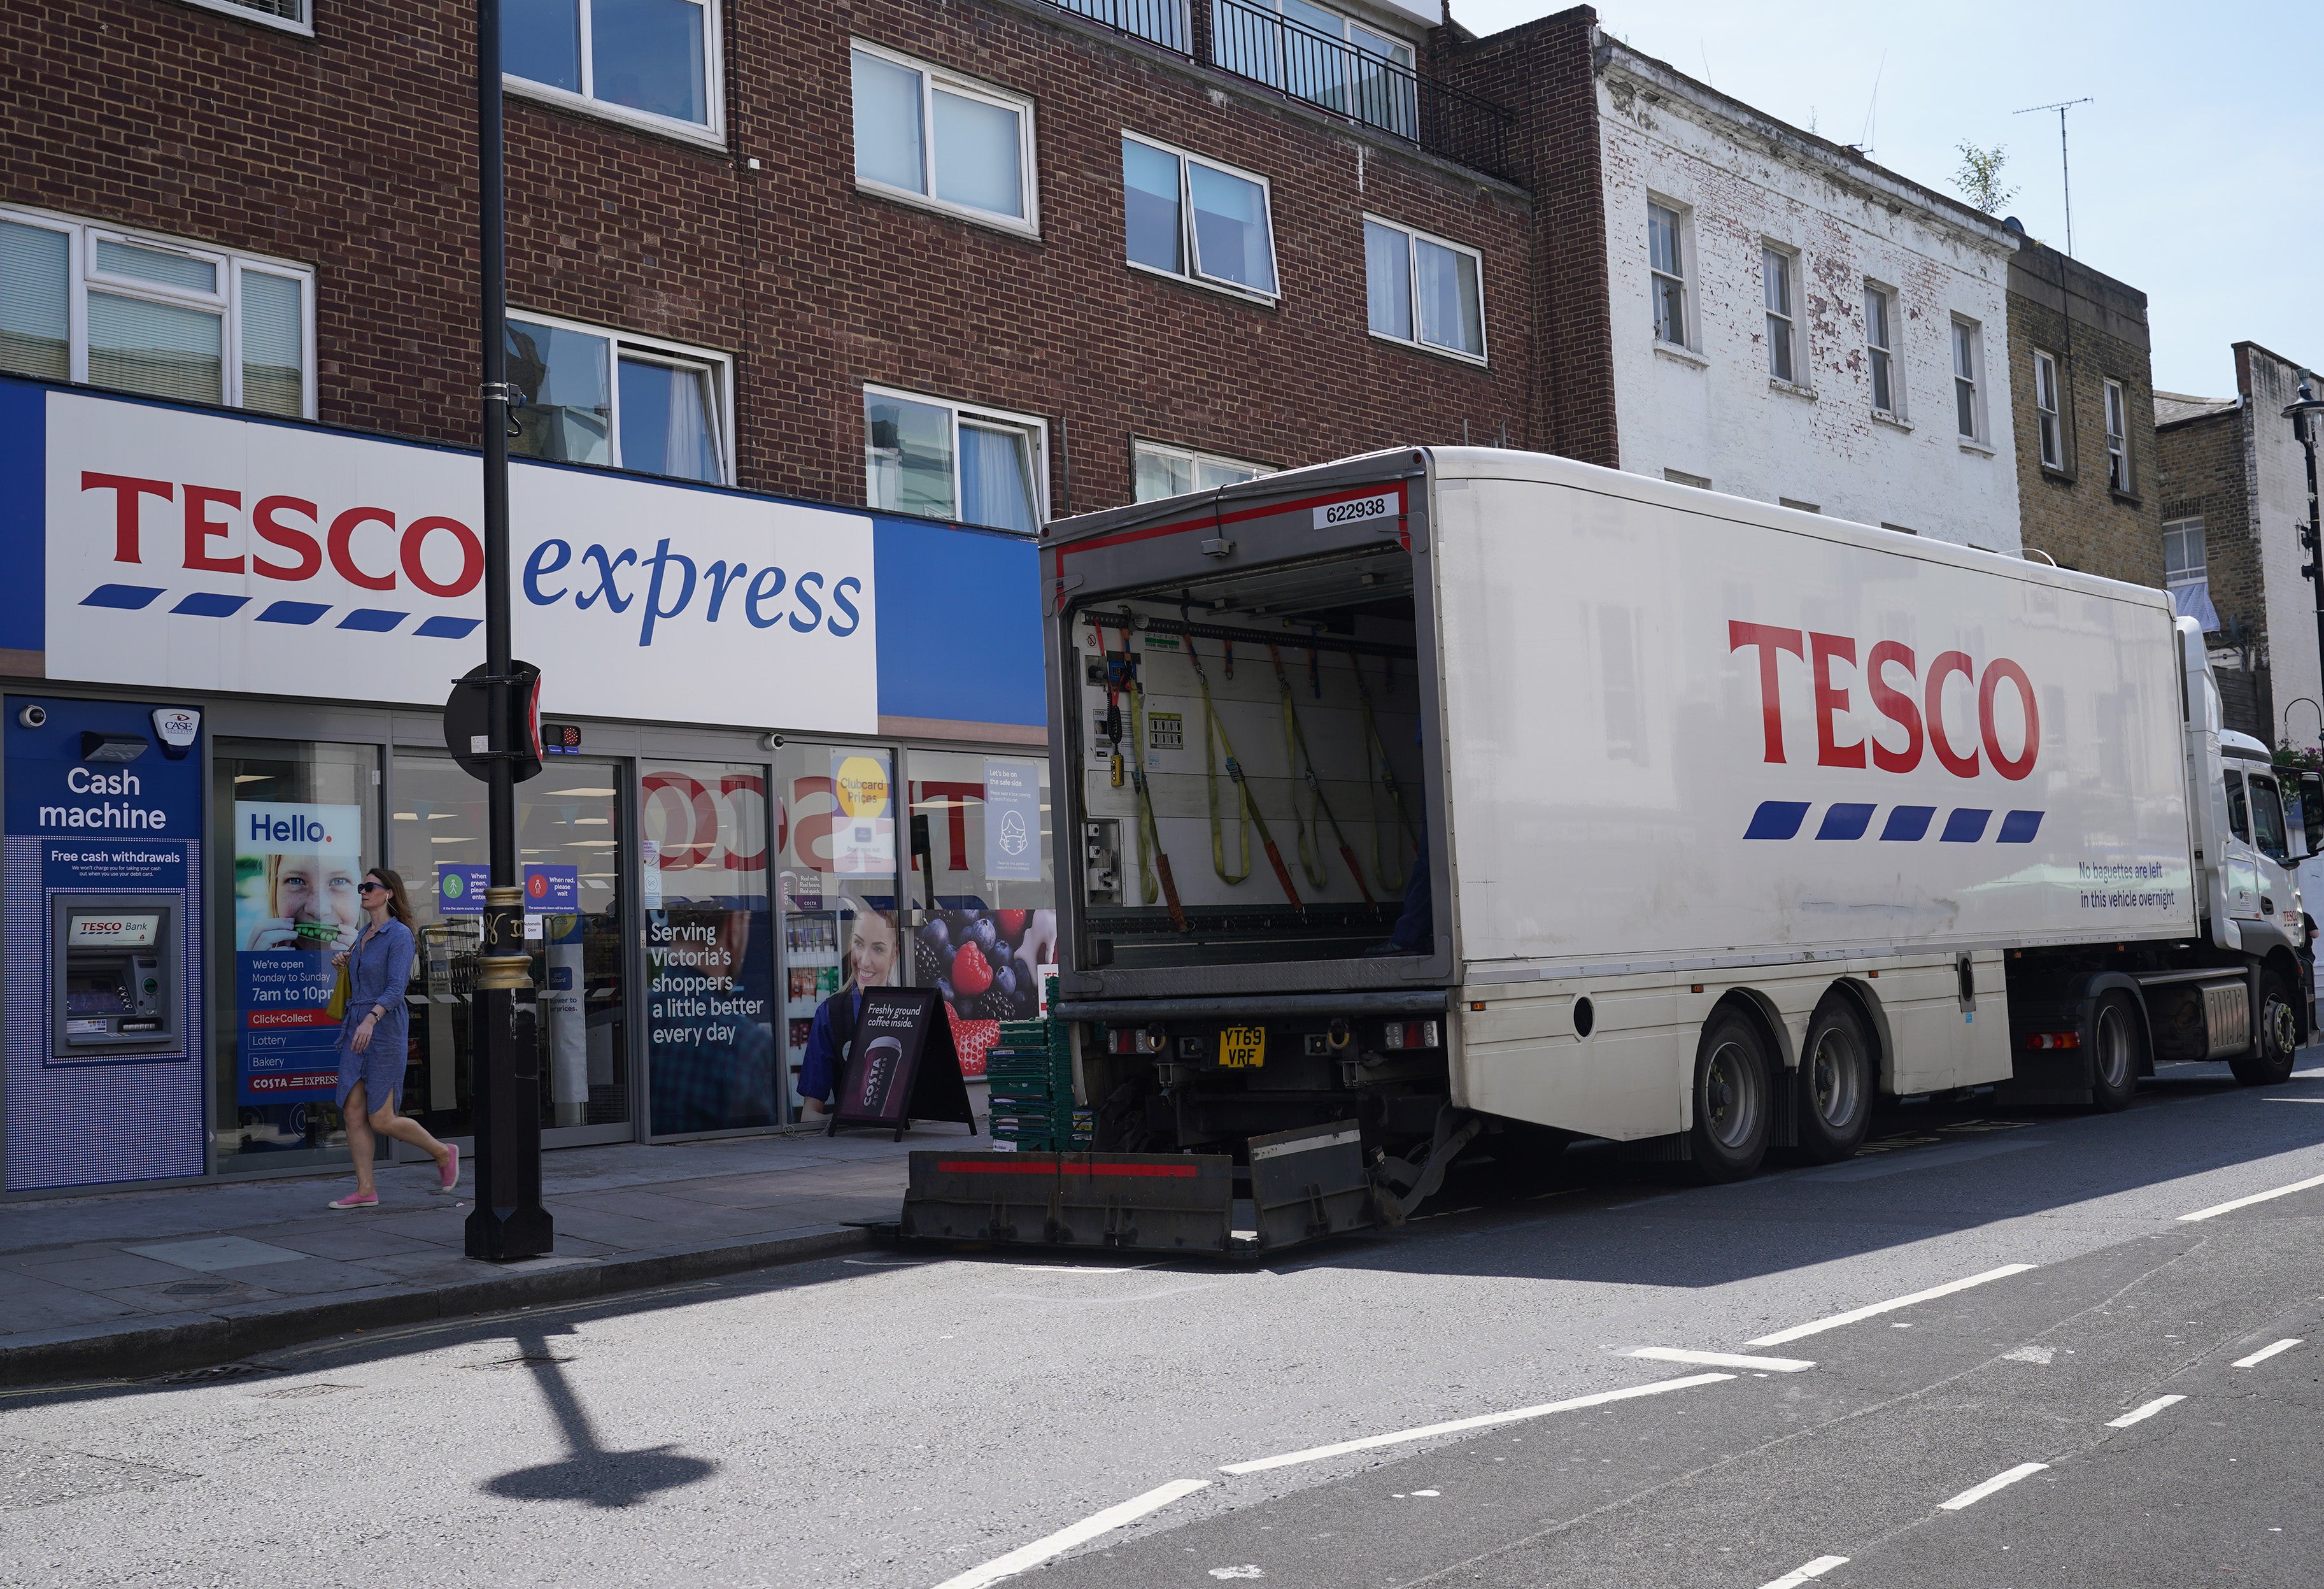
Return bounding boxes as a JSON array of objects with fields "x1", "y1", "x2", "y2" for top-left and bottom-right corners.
[
  {"x1": 1796, "y1": 1001, "x2": 1874, "y2": 1163},
  {"x1": 1690, "y1": 1009, "x2": 1771, "y2": 1182},
  {"x1": 2229, "y1": 976, "x2": 2300, "y2": 1087},
  {"x1": 2089, "y1": 990, "x2": 2143, "y2": 1111}
]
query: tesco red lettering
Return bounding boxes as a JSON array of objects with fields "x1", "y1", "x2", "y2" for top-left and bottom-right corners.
[
  {"x1": 1731, "y1": 623, "x2": 2036, "y2": 781},
  {"x1": 401, "y1": 515, "x2": 484, "y2": 598},
  {"x1": 252, "y1": 495, "x2": 323, "y2": 580},
  {"x1": 81, "y1": 472, "x2": 174, "y2": 562},
  {"x1": 327, "y1": 506, "x2": 399, "y2": 590},
  {"x1": 181, "y1": 485, "x2": 244, "y2": 574}
]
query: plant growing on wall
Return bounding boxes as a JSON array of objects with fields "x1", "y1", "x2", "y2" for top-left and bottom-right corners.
[{"x1": 1952, "y1": 143, "x2": 2019, "y2": 214}]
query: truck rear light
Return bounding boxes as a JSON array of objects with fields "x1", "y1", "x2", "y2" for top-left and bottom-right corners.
[
  {"x1": 1106, "y1": 1028, "x2": 1163, "y2": 1055},
  {"x1": 2023, "y1": 1031, "x2": 2081, "y2": 1051},
  {"x1": 1380, "y1": 1020, "x2": 1442, "y2": 1050}
]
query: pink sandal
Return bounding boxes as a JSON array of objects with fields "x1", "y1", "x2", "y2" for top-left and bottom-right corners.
[
  {"x1": 436, "y1": 1143, "x2": 461, "y2": 1194},
  {"x1": 329, "y1": 1190, "x2": 379, "y2": 1209}
]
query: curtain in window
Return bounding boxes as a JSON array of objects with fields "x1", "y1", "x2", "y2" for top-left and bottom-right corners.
[
  {"x1": 86, "y1": 292, "x2": 222, "y2": 405},
  {"x1": 1188, "y1": 164, "x2": 1275, "y2": 292},
  {"x1": 590, "y1": 0, "x2": 707, "y2": 124},
  {"x1": 2171, "y1": 580, "x2": 2220, "y2": 633},
  {"x1": 1135, "y1": 449, "x2": 1193, "y2": 502},
  {"x1": 866, "y1": 394, "x2": 954, "y2": 519},
  {"x1": 1123, "y1": 139, "x2": 1184, "y2": 274},
  {"x1": 960, "y1": 424, "x2": 1037, "y2": 532},
  {"x1": 95, "y1": 238, "x2": 218, "y2": 294},
  {"x1": 506, "y1": 320, "x2": 612, "y2": 466},
  {"x1": 1415, "y1": 238, "x2": 1480, "y2": 355},
  {"x1": 931, "y1": 90, "x2": 1023, "y2": 218},
  {"x1": 239, "y1": 270, "x2": 304, "y2": 417},
  {"x1": 1364, "y1": 221, "x2": 1410, "y2": 340},
  {"x1": 854, "y1": 51, "x2": 926, "y2": 194},
  {"x1": 619, "y1": 359, "x2": 721, "y2": 483},
  {"x1": 0, "y1": 220, "x2": 70, "y2": 381}
]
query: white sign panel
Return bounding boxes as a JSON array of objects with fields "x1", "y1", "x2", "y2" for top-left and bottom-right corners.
[{"x1": 43, "y1": 392, "x2": 877, "y2": 733}]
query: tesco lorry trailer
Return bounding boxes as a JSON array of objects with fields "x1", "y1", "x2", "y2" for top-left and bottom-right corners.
[{"x1": 897, "y1": 446, "x2": 2320, "y2": 1251}]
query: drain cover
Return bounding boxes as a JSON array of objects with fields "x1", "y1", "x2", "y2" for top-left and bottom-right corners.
[{"x1": 143, "y1": 1362, "x2": 278, "y2": 1385}]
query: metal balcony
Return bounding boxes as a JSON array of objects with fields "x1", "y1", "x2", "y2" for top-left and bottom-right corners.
[{"x1": 1046, "y1": 0, "x2": 1516, "y2": 184}]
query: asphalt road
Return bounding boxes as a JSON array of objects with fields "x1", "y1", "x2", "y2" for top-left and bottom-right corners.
[{"x1": 5, "y1": 1057, "x2": 2323, "y2": 1589}]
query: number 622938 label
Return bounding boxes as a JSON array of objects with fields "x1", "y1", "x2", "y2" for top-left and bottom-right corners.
[{"x1": 1313, "y1": 491, "x2": 1398, "y2": 530}]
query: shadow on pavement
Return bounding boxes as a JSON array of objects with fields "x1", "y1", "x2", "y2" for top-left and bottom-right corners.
[{"x1": 478, "y1": 1323, "x2": 718, "y2": 1509}]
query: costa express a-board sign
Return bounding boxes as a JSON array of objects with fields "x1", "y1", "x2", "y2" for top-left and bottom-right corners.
[{"x1": 825, "y1": 987, "x2": 976, "y2": 1141}]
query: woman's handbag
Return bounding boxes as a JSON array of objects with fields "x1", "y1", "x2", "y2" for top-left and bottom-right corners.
[{"x1": 326, "y1": 956, "x2": 352, "y2": 1022}]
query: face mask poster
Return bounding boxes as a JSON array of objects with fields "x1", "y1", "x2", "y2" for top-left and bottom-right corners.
[{"x1": 234, "y1": 801, "x2": 364, "y2": 1102}]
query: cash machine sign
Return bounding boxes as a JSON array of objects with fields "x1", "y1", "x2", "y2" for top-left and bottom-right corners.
[{"x1": 1219, "y1": 1026, "x2": 1266, "y2": 1069}]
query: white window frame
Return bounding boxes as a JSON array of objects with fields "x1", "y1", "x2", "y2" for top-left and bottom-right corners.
[
  {"x1": 863, "y1": 383, "x2": 1050, "y2": 532},
  {"x1": 2032, "y1": 348, "x2": 2063, "y2": 470},
  {"x1": 1132, "y1": 438, "x2": 1275, "y2": 502},
  {"x1": 1647, "y1": 198, "x2": 1692, "y2": 350},
  {"x1": 849, "y1": 39, "x2": 1040, "y2": 239},
  {"x1": 1864, "y1": 280, "x2": 1902, "y2": 418},
  {"x1": 2104, "y1": 377, "x2": 2132, "y2": 492},
  {"x1": 2, "y1": 203, "x2": 316, "y2": 418},
  {"x1": 1362, "y1": 213, "x2": 1488, "y2": 366},
  {"x1": 1952, "y1": 316, "x2": 1988, "y2": 445},
  {"x1": 2164, "y1": 517, "x2": 2206, "y2": 587},
  {"x1": 1761, "y1": 241, "x2": 1801, "y2": 386},
  {"x1": 1122, "y1": 132, "x2": 1280, "y2": 303},
  {"x1": 504, "y1": 0, "x2": 726, "y2": 151},
  {"x1": 172, "y1": 0, "x2": 313, "y2": 38},
  {"x1": 506, "y1": 306, "x2": 736, "y2": 486}
]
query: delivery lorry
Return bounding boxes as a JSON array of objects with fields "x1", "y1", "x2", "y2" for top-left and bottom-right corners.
[{"x1": 900, "y1": 446, "x2": 2321, "y2": 1252}]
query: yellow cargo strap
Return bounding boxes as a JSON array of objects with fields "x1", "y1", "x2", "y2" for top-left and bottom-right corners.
[
  {"x1": 1353, "y1": 659, "x2": 1419, "y2": 893},
  {"x1": 1269, "y1": 643, "x2": 1375, "y2": 905},
  {"x1": 1113, "y1": 616, "x2": 1188, "y2": 932},
  {"x1": 1186, "y1": 621, "x2": 1302, "y2": 908}
]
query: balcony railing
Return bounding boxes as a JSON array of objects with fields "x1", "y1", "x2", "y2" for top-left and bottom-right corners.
[{"x1": 1047, "y1": 0, "x2": 1515, "y2": 184}]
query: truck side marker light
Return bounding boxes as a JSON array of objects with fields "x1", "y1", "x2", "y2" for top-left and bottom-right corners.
[
  {"x1": 2023, "y1": 1032, "x2": 2081, "y2": 1051},
  {"x1": 1216, "y1": 1372, "x2": 1734, "y2": 1476},
  {"x1": 1470, "y1": 1001, "x2": 1487, "y2": 1011}
]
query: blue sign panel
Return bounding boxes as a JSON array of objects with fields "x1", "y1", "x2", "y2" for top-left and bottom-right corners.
[{"x1": 437, "y1": 862, "x2": 489, "y2": 915}]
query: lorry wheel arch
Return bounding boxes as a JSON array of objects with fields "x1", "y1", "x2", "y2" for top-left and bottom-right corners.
[{"x1": 1827, "y1": 976, "x2": 1895, "y2": 1094}]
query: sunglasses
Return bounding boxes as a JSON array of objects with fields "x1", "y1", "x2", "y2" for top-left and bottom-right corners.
[{"x1": 358, "y1": 880, "x2": 387, "y2": 894}]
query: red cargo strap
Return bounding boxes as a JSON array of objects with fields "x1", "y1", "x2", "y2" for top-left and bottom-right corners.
[{"x1": 935, "y1": 1161, "x2": 1056, "y2": 1174}]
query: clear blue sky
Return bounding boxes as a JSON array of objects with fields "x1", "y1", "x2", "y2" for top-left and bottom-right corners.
[{"x1": 1449, "y1": 0, "x2": 2320, "y2": 400}]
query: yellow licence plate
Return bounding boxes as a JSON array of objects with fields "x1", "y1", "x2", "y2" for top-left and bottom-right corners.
[{"x1": 1219, "y1": 1026, "x2": 1266, "y2": 1069}]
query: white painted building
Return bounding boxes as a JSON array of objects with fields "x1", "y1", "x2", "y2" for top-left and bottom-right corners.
[{"x1": 1593, "y1": 43, "x2": 2023, "y2": 552}]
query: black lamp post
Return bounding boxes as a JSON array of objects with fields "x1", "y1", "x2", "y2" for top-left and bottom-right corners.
[
  {"x1": 2290, "y1": 379, "x2": 2324, "y2": 750},
  {"x1": 464, "y1": 0, "x2": 553, "y2": 1262}
]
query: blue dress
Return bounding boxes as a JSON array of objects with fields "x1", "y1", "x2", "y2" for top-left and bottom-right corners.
[{"x1": 335, "y1": 916, "x2": 416, "y2": 1111}]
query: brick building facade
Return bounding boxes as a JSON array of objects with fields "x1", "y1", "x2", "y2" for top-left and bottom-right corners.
[{"x1": 2006, "y1": 230, "x2": 2162, "y2": 586}]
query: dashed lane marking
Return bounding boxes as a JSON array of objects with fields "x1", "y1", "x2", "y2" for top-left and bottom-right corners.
[
  {"x1": 2106, "y1": 1394, "x2": 2185, "y2": 1429},
  {"x1": 2178, "y1": 1171, "x2": 2324, "y2": 1223},
  {"x1": 1938, "y1": 1462, "x2": 2048, "y2": 1511},
  {"x1": 1746, "y1": 1264, "x2": 2036, "y2": 1347},
  {"x1": 1216, "y1": 1372, "x2": 1734, "y2": 1476},
  {"x1": 1625, "y1": 1347, "x2": 1817, "y2": 1373},
  {"x1": 931, "y1": 1479, "x2": 1210, "y2": 1589},
  {"x1": 1758, "y1": 1557, "x2": 1850, "y2": 1589},
  {"x1": 2233, "y1": 1338, "x2": 2302, "y2": 1368}
]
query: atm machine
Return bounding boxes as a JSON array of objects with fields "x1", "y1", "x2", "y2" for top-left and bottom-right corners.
[{"x1": 51, "y1": 894, "x2": 180, "y2": 1056}]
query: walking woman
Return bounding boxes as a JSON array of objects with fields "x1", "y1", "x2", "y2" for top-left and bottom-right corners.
[{"x1": 327, "y1": 867, "x2": 459, "y2": 1208}]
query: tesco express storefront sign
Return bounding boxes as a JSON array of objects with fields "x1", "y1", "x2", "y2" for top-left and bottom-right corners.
[{"x1": 41, "y1": 392, "x2": 877, "y2": 732}]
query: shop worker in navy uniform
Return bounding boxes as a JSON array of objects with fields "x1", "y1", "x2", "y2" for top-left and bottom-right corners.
[{"x1": 798, "y1": 908, "x2": 900, "y2": 1116}]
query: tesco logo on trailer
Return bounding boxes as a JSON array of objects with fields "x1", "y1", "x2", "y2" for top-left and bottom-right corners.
[{"x1": 43, "y1": 391, "x2": 879, "y2": 734}]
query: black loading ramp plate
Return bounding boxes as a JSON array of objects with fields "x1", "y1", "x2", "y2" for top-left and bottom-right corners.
[
  {"x1": 900, "y1": 1150, "x2": 1236, "y2": 1253},
  {"x1": 1247, "y1": 1120, "x2": 1375, "y2": 1251}
]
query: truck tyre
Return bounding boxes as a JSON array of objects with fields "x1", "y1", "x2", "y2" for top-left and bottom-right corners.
[
  {"x1": 1796, "y1": 1001, "x2": 1874, "y2": 1164},
  {"x1": 2089, "y1": 990, "x2": 2143, "y2": 1111},
  {"x1": 1689, "y1": 1009, "x2": 1772, "y2": 1182},
  {"x1": 2230, "y1": 974, "x2": 2300, "y2": 1087}
]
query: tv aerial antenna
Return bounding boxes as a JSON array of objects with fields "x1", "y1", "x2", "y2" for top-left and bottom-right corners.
[{"x1": 2015, "y1": 97, "x2": 2094, "y2": 255}]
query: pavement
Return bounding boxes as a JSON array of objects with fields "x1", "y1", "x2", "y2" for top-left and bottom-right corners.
[
  {"x1": 0, "y1": 1124, "x2": 953, "y2": 1386},
  {"x1": 4, "y1": 1058, "x2": 2323, "y2": 1588}
]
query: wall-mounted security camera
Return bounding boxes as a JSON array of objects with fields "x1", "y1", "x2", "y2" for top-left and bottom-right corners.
[
  {"x1": 761, "y1": 732, "x2": 786, "y2": 752},
  {"x1": 18, "y1": 704, "x2": 46, "y2": 729}
]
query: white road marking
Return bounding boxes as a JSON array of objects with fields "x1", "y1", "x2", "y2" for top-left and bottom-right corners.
[
  {"x1": 2233, "y1": 1338, "x2": 2302, "y2": 1368},
  {"x1": 1626, "y1": 1347, "x2": 1816, "y2": 1373},
  {"x1": 1217, "y1": 1373, "x2": 1734, "y2": 1476},
  {"x1": 1758, "y1": 1557, "x2": 1850, "y2": 1589},
  {"x1": 1747, "y1": 1265, "x2": 2036, "y2": 1347},
  {"x1": 932, "y1": 1479, "x2": 1210, "y2": 1589},
  {"x1": 2262, "y1": 1097, "x2": 2324, "y2": 1103},
  {"x1": 2107, "y1": 1394, "x2": 2185, "y2": 1428},
  {"x1": 2178, "y1": 1171, "x2": 2324, "y2": 1222},
  {"x1": 1938, "y1": 1462, "x2": 2048, "y2": 1511}
]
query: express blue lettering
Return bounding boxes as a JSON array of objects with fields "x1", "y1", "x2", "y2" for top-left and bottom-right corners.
[
  {"x1": 524, "y1": 539, "x2": 572, "y2": 604},
  {"x1": 576, "y1": 545, "x2": 637, "y2": 612},
  {"x1": 827, "y1": 576, "x2": 862, "y2": 638},
  {"x1": 704, "y1": 560, "x2": 750, "y2": 622},
  {"x1": 639, "y1": 539, "x2": 697, "y2": 646},
  {"x1": 744, "y1": 567, "x2": 787, "y2": 629},
  {"x1": 789, "y1": 572, "x2": 825, "y2": 634}
]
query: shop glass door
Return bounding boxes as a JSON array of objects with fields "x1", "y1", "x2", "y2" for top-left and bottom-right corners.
[
  {"x1": 391, "y1": 754, "x2": 630, "y2": 1141},
  {"x1": 211, "y1": 739, "x2": 380, "y2": 1174},
  {"x1": 773, "y1": 742, "x2": 901, "y2": 1120}
]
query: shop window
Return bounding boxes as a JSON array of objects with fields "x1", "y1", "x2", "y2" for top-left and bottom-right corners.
[
  {"x1": 211, "y1": 739, "x2": 379, "y2": 1175},
  {"x1": 1133, "y1": 439, "x2": 1272, "y2": 502},
  {"x1": 774, "y1": 741, "x2": 902, "y2": 1121},
  {"x1": 1123, "y1": 133, "x2": 1279, "y2": 301},
  {"x1": 503, "y1": 0, "x2": 721, "y2": 141},
  {"x1": 851, "y1": 41, "x2": 1038, "y2": 235},
  {"x1": 1, "y1": 204, "x2": 313, "y2": 417},
  {"x1": 390, "y1": 755, "x2": 632, "y2": 1142},
  {"x1": 504, "y1": 311, "x2": 732, "y2": 485},
  {"x1": 1364, "y1": 215, "x2": 1485, "y2": 363},
  {"x1": 640, "y1": 761, "x2": 777, "y2": 1137},
  {"x1": 864, "y1": 384, "x2": 1047, "y2": 532}
]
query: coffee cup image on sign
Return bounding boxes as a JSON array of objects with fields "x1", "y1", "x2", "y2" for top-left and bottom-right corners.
[
  {"x1": 241, "y1": 852, "x2": 363, "y2": 952},
  {"x1": 857, "y1": 1035, "x2": 904, "y2": 1112}
]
